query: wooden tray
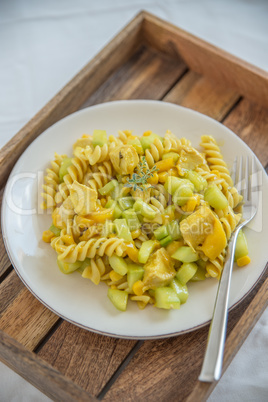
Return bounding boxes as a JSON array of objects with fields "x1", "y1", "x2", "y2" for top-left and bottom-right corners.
[{"x1": 0, "y1": 11, "x2": 267, "y2": 401}]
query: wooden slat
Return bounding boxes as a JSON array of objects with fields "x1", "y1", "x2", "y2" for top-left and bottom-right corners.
[
  {"x1": 186, "y1": 275, "x2": 268, "y2": 402},
  {"x1": 0, "y1": 271, "x2": 25, "y2": 315},
  {"x1": 223, "y1": 98, "x2": 268, "y2": 166},
  {"x1": 38, "y1": 321, "x2": 137, "y2": 397},
  {"x1": 164, "y1": 70, "x2": 240, "y2": 120},
  {"x1": 0, "y1": 11, "x2": 144, "y2": 188},
  {"x1": 142, "y1": 11, "x2": 268, "y2": 106},
  {"x1": 0, "y1": 288, "x2": 58, "y2": 351},
  {"x1": 81, "y1": 45, "x2": 187, "y2": 108},
  {"x1": 0, "y1": 331, "x2": 96, "y2": 402}
]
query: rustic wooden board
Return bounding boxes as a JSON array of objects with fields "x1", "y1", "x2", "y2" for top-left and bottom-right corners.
[{"x1": 0, "y1": 10, "x2": 267, "y2": 402}]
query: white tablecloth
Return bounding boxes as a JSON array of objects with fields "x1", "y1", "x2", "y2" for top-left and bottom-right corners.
[{"x1": 0, "y1": 1, "x2": 267, "y2": 401}]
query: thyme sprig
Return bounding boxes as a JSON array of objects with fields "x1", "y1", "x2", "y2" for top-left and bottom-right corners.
[{"x1": 125, "y1": 156, "x2": 158, "y2": 192}]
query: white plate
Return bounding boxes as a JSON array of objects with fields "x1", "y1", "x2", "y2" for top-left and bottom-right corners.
[{"x1": 2, "y1": 100, "x2": 268, "y2": 339}]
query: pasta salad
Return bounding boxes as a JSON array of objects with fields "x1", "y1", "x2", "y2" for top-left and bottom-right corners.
[{"x1": 41, "y1": 129, "x2": 249, "y2": 311}]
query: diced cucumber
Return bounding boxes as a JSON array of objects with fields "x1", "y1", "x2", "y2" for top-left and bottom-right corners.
[
  {"x1": 128, "y1": 138, "x2": 144, "y2": 155},
  {"x1": 154, "y1": 225, "x2": 169, "y2": 240},
  {"x1": 109, "y1": 255, "x2": 128, "y2": 276},
  {"x1": 164, "y1": 176, "x2": 194, "y2": 196},
  {"x1": 78, "y1": 258, "x2": 91, "y2": 274},
  {"x1": 127, "y1": 265, "x2": 144, "y2": 291},
  {"x1": 108, "y1": 288, "x2": 128, "y2": 311},
  {"x1": 140, "y1": 133, "x2": 162, "y2": 150},
  {"x1": 235, "y1": 229, "x2": 249, "y2": 261},
  {"x1": 49, "y1": 224, "x2": 61, "y2": 237},
  {"x1": 138, "y1": 240, "x2": 158, "y2": 264},
  {"x1": 170, "y1": 279, "x2": 189, "y2": 304},
  {"x1": 98, "y1": 180, "x2": 118, "y2": 196},
  {"x1": 134, "y1": 199, "x2": 157, "y2": 220},
  {"x1": 172, "y1": 185, "x2": 193, "y2": 206},
  {"x1": 160, "y1": 235, "x2": 173, "y2": 247},
  {"x1": 114, "y1": 218, "x2": 132, "y2": 241},
  {"x1": 102, "y1": 220, "x2": 115, "y2": 237},
  {"x1": 167, "y1": 221, "x2": 181, "y2": 240},
  {"x1": 176, "y1": 262, "x2": 198, "y2": 285},
  {"x1": 59, "y1": 157, "x2": 73, "y2": 182},
  {"x1": 92, "y1": 129, "x2": 107, "y2": 147},
  {"x1": 190, "y1": 266, "x2": 206, "y2": 281},
  {"x1": 105, "y1": 200, "x2": 122, "y2": 219},
  {"x1": 155, "y1": 287, "x2": 180, "y2": 310},
  {"x1": 204, "y1": 185, "x2": 228, "y2": 209},
  {"x1": 172, "y1": 246, "x2": 199, "y2": 262},
  {"x1": 185, "y1": 170, "x2": 207, "y2": 192},
  {"x1": 162, "y1": 152, "x2": 179, "y2": 163},
  {"x1": 57, "y1": 257, "x2": 82, "y2": 274},
  {"x1": 122, "y1": 209, "x2": 141, "y2": 231},
  {"x1": 118, "y1": 197, "x2": 135, "y2": 210}
]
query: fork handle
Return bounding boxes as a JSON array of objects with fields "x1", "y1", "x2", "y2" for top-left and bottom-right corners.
[{"x1": 199, "y1": 228, "x2": 241, "y2": 382}]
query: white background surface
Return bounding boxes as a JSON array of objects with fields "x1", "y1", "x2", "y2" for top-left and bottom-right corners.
[{"x1": 0, "y1": 0, "x2": 267, "y2": 401}]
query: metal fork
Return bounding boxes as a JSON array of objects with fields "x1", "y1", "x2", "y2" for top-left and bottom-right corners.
[{"x1": 199, "y1": 155, "x2": 259, "y2": 382}]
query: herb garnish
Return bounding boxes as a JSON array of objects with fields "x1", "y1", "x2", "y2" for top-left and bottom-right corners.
[{"x1": 125, "y1": 156, "x2": 158, "y2": 192}]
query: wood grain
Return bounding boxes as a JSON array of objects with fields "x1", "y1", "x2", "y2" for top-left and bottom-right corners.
[
  {"x1": 0, "y1": 189, "x2": 12, "y2": 279},
  {"x1": 223, "y1": 99, "x2": 268, "y2": 166},
  {"x1": 0, "y1": 271, "x2": 25, "y2": 315},
  {"x1": 142, "y1": 11, "x2": 268, "y2": 106},
  {"x1": 164, "y1": 70, "x2": 240, "y2": 120},
  {"x1": 0, "y1": 330, "x2": 96, "y2": 402},
  {"x1": 0, "y1": 288, "x2": 58, "y2": 350},
  {"x1": 38, "y1": 321, "x2": 137, "y2": 397},
  {"x1": 81, "y1": 45, "x2": 187, "y2": 108},
  {"x1": 0, "y1": 11, "x2": 144, "y2": 188}
]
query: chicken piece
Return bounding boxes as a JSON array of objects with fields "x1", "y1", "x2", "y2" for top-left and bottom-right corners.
[
  {"x1": 177, "y1": 148, "x2": 205, "y2": 176},
  {"x1": 180, "y1": 206, "x2": 227, "y2": 260},
  {"x1": 70, "y1": 181, "x2": 97, "y2": 215},
  {"x1": 143, "y1": 248, "x2": 176, "y2": 290},
  {"x1": 109, "y1": 145, "x2": 139, "y2": 175}
]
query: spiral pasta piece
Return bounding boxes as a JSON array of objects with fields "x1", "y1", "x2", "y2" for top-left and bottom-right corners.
[
  {"x1": 215, "y1": 206, "x2": 242, "y2": 240},
  {"x1": 200, "y1": 135, "x2": 233, "y2": 186},
  {"x1": 84, "y1": 144, "x2": 110, "y2": 165},
  {"x1": 41, "y1": 153, "x2": 67, "y2": 208},
  {"x1": 82, "y1": 257, "x2": 107, "y2": 285},
  {"x1": 144, "y1": 138, "x2": 164, "y2": 167}
]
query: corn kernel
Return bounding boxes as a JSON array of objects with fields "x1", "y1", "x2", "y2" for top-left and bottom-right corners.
[
  {"x1": 168, "y1": 167, "x2": 179, "y2": 177},
  {"x1": 110, "y1": 285, "x2": 117, "y2": 290},
  {"x1": 109, "y1": 270, "x2": 123, "y2": 282},
  {"x1": 82, "y1": 134, "x2": 90, "y2": 138},
  {"x1": 42, "y1": 230, "x2": 54, "y2": 243},
  {"x1": 155, "y1": 158, "x2": 174, "y2": 172},
  {"x1": 143, "y1": 130, "x2": 152, "y2": 136},
  {"x1": 237, "y1": 255, "x2": 251, "y2": 267},
  {"x1": 131, "y1": 228, "x2": 141, "y2": 239},
  {"x1": 132, "y1": 280, "x2": 144, "y2": 296},
  {"x1": 158, "y1": 171, "x2": 169, "y2": 183},
  {"x1": 100, "y1": 198, "x2": 107, "y2": 207}
]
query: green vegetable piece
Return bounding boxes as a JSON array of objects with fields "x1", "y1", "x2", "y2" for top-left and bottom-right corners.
[
  {"x1": 140, "y1": 133, "x2": 162, "y2": 150},
  {"x1": 190, "y1": 266, "x2": 207, "y2": 281},
  {"x1": 138, "y1": 240, "x2": 158, "y2": 264},
  {"x1": 172, "y1": 246, "x2": 199, "y2": 263},
  {"x1": 122, "y1": 209, "x2": 141, "y2": 231},
  {"x1": 155, "y1": 287, "x2": 181, "y2": 310},
  {"x1": 172, "y1": 185, "x2": 193, "y2": 206},
  {"x1": 185, "y1": 170, "x2": 207, "y2": 192},
  {"x1": 109, "y1": 255, "x2": 128, "y2": 276},
  {"x1": 105, "y1": 200, "x2": 122, "y2": 219},
  {"x1": 59, "y1": 157, "x2": 72, "y2": 182},
  {"x1": 160, "y1": 235, "x2": 173, "y2": 247},
  {"x1": 57, "y1": 258, "x2": 82, "y2": 274},
  {"x1": 167, "y1": 221, "x2": 181, "y2": 240},
  {"x1": 164, "y1": 176, "x2": 194, "y2": 196},
  {"x1": 134, "y1": 199, "x2": 157, "y2": 220},
  {"x1": 176, "y1": 262, "x2": 198, "y2": 285},
  {"x1": 114, "y1": 218, "x2": 132, "y2": 242},
  {"x1": 108, "y1": 288, "x2": 128, "y2": 311},
  {"x1": 154, "y1": 225, "x2": 169, "y2": 240},
  {"x1": 127, "y1": 264, "x2": 144, "y2": 291},
  {"x1": 170, "y1": 279, "x2": 189, "y2": 304},
  {"x1": 235, "y1": 229, "x2": 249, "y2": 261},
  {"x1": 196, "y1": 259, "x2": 207, "y2": 270},
  {"x1": 204, "y1": 185, "x2": 228, "y2": 209},
  {"x1": 128, "y1": 138, "x2": 144, "y2": 155},
  {"x1": 162, "y1": 152, "x2": 179, "y2": 163},
  {"x1": 118, "y1": 197, "x2": 135, "y2": 210},
  {"x1": 98, "y1": 180, "x2": 118, "y2": 196},
  {"x1": 49, "y1": 224, "x2": 61, "y2": 237},
  {"x1": 92, "y1": 129, "x2": 107, "y2": 147},
  {"x1": 77, "y1": 258, "x2": 91, "y2": 274}
]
